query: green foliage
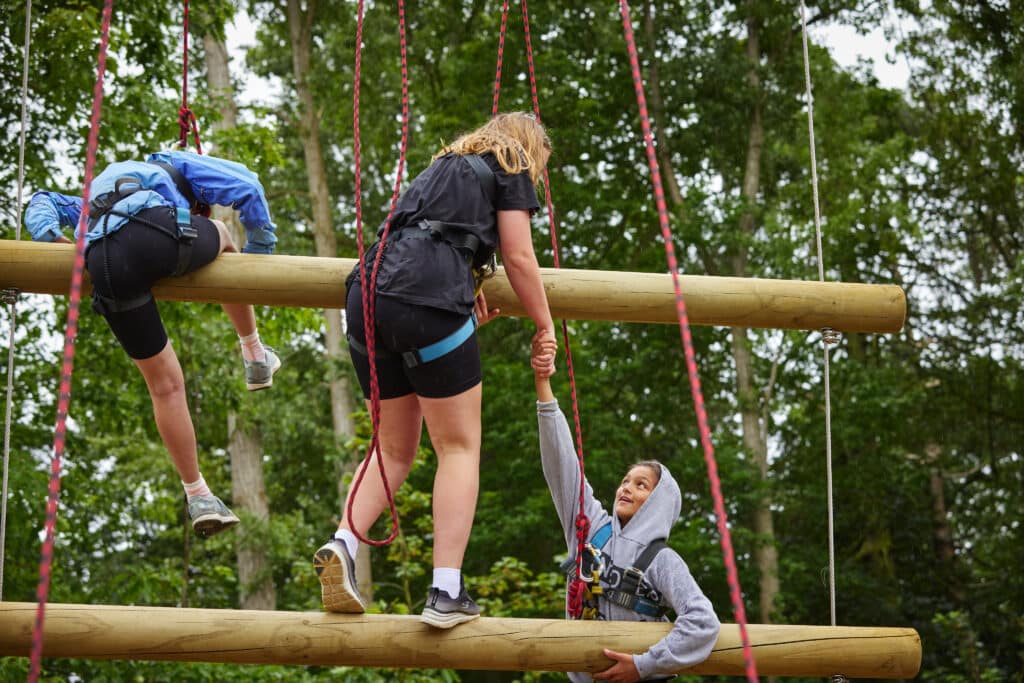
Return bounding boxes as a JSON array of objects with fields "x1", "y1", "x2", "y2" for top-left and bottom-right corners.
[{"x1": 1, "y1": 0, "x2": 1021, "y2": 680}]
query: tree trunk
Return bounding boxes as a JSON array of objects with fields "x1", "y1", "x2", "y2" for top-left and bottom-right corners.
[
  {"x1": 228, "y1": 414, "x2": 276, "y2": 610},
  {"x1": 203, "y1": 28, "x2": 276, "y2": 611},
  {"x1": 639, "y1": 1, "x2": 779, "y2": 627},
  {"x1": 642, "y1": 1, "x2": 684, "y2": 208},
  {"x1": 285, "y1": 0, "x2": 366, "y2": 600},
  {"x1": 733, "y1": 11, "x2": 780, "y2": 629},
  {"x1": 926, "y1": 444, "x2": 966, "y2": 606}
]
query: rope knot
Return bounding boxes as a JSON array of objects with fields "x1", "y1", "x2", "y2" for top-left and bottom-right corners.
[
  {"x1": 567, "y1": 578, "x2": 587, "y2": 619},
  {"x1": 573, "y1": 514, "x2": 590, "y2": 543},
  {"x1": 2, "y1": 288, "x2": 20, "y2": 305}
]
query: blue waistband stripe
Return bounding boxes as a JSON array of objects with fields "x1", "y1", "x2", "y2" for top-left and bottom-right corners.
[{"x1": 417, "y1": 312, "x2": 477, "y2": 364}]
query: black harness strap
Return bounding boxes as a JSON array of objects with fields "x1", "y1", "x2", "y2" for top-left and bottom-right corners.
[
  {"x1": 605, "y1": 538, "x2": 669, "y2": 616},
  {"x1": 375, "y1": 154, "x2": 497, "y2": 267},
  {"x1": 147, "y1": 160, "x2": 209, "y2": 215},
  {"x1": 464, "y1": 153, "x2": 497, "y2": 205}
]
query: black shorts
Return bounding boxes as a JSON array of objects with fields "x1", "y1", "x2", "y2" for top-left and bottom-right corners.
[
  {"x1": 346, "y1": 281, "x2": 481, "y2": 400},
  {"x1": 85, "y1": 207, "x2": 221, "y2": 360}
]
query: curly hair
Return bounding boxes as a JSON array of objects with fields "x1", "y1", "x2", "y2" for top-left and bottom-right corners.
[{"x1": 435, "y1": 112, "x2": 551, "y2": 184}]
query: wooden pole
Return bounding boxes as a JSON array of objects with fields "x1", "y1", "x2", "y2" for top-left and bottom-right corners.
[
  {"x1": 0, "y1": 602, "x2": 920, "y2": 678},
  {"x1": 0, "y1": 241, "x2": 905, "y2": 333}
]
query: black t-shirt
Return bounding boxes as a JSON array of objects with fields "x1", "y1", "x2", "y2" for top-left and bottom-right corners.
[{"x1": 349, "y1": 152, "x2": 540, "y2": 315}]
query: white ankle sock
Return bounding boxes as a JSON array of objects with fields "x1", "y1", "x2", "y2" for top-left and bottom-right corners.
[
  {"x1": 239, "y1": 331, "x2": 265, "y2": 363},
  {"x1": 432, "y1": 568, "x2": 461, "y2": 597},
  {"x1": 182, "y1": 476, "x2": 211, "y2": 499},
  {"x1": 333, "y1": 529, "x2": 359, "y2": 558}
]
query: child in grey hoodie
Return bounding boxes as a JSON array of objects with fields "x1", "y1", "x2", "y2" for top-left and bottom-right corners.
[{"x1": 532, "y1": 331, "x2": 720, "y2": 682}]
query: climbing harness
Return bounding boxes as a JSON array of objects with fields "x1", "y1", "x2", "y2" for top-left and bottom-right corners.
[
  {"x1": 148, "y1": 160, "x2": 211, "y2": 216},
  {"x1": 561, "y1": 521, "x2": 669, "y2": 620},
  {"x1": 86, "y1": 170, "x2": 199, "y2": 315},
  {"x1": 463, "y1": 153, "x2": 500, "y2": 293},
  {"x1": 346, "y1": 153, "x2": 497, "y2": 367},
  {"x1": 348, "y1": 311, "x2": 478, "y2": 368}
]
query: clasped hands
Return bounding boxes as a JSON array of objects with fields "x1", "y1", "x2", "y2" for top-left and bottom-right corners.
[{"x1": 474, "y1": 291, "x2": 556, "y2": 377}]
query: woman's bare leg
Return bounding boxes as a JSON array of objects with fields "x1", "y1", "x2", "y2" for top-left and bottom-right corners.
[
  {"x1": 209, "y1": 219, "x2": 258, "y2": 337},
  {"x1": 418, "y1": 383, "x2": 482, "y2": 569},
  {"x1": 340, "y1": 393, "x2": 424, "y2": 534},
  {"x1": 133, "y1": 341, "x2": 199, "y2": 482}
]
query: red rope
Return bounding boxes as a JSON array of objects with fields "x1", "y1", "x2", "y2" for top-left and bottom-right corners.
[
  {"x1": 617, "y1": 1, "x2": 758, "y2": 679},
  {"x1": 27, "y1": 1, "x2": 114, "y2": 680},
  {"x1": 346, "y1": 0, "x2": 411, "y2": 547},
  {"x1": 516, "y1": 0, "x2": 591, "y2": 619},
  {"x1": 491, "y1": 0, "x2": 510, "y2": 116},
  {"x1": 178, "y1": 0, "x2": 202, "y2": 153}
]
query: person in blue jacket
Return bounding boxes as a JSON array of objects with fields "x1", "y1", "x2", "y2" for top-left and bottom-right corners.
[{"x1": 24, "y1": 150, "x2": 282, "y2": 537}]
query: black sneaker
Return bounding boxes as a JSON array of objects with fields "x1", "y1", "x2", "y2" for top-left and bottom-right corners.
[
  {"x1": 420, "y1": 579, "x2": 481, "y2": 629},
  {"x1": 313, "y1": 539, "x2": 365, "y2": 613}
]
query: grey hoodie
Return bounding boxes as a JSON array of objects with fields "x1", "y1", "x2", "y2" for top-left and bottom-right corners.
[{"x1": 538, "y1": 399, "x2": 721, "y2": 681}]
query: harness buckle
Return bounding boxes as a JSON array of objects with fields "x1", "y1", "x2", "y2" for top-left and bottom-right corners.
[
  {"x1": 401, "y1": 349, "x2": 423, "y2": 368},
  {"x1": 175, "y1": 207, "x2": 198, "y2": 241}
]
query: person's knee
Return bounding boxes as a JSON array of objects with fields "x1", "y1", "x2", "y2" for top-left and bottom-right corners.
[
  {"x1": 146, "y1": 371, "x2": 187, "y2": 401},
  {"x1": 212, "y1": 219, "x2": 238, "y2": 253}
]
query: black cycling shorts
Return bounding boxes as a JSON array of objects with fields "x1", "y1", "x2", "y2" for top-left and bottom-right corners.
[
  {"x1": 85, "y1": 207, "x2": 221, "y2": 360},
  {"x1": 346, "y1": 281, "x2": 481, "y2": 400}
]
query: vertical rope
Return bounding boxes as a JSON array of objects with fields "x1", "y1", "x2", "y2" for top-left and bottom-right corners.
[
  {"x1": 517, "y1": 0, "x2": 592, "y2": 618},
  {"x1": 28, "y1": 0, "x2": 114, "y2": 678},
  {"x1": 178, "y1": 0, "x2": 203, "y2": 153},
  {"x1": 346, "y1": 0, "x2": 412, "y2": 547},
  {"x1": 1, "y1": 0, "x2": 33, "y2": 602},
  {"x1": 618, "y1": 1, "x2": 759, "y2": 679},
  {"x1": 491, "y1": 0, "x2": 509, "y2": 116},
  {"x1": 799, "y1": 0, "x2": 840, "y2": 628}
]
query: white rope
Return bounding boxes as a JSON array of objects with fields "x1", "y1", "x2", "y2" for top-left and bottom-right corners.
[
  {"x1": 1, "y1": 0, "x2": 33, "y2": 600},
  {"x1": 799, "y1": 0, "x2": 840, "y2": 628}
]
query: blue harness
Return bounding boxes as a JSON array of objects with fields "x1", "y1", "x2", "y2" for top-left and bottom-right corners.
[{"x1": 347, "y1": 311, "x2": 478, "y2": 368}]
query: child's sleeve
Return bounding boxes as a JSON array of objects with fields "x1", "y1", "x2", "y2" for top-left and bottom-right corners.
[
  {"x1": 632, "y1": 551, "x2": 721, "y2": 678},
  {"x1": 537, "y1": 398, "x2": 609, "y2": 550},
  {"x1": 24, "y1": 192, "x2": 83, "y2": 242}
]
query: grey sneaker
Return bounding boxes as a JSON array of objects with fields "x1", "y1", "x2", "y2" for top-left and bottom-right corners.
[
  {"x1": 188, "y1": 494, "x2": 240, "y2": 537},
  {"x1": 314, "y1": 539, "x2": 365, "y2": 613},
  {"x1": 420, "y1": 579, "x2": 481, "y2": 628},
  {"x1": 245, "y1": 344, "x2": 281, "y2": 391}
]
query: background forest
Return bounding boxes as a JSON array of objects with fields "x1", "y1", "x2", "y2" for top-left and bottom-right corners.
[{"x1": 0, "y1": 0, "x2": 1021, "y2": 681}]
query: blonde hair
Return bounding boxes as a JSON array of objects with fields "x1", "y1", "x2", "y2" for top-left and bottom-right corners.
[{"x1": 435, "y1": 112, "x2": 551, "y2": 184}]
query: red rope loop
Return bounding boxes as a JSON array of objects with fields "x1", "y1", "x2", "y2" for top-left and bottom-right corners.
[
  {"x1": 177, "y1": 0, "x2": 203, "y2": 153},
  {"x1": 566, "y1": 577, "x2": 588, "y2": 618},
  {"x1": 177, "y1": 106, "x2": 203, "y2": 155},
  {"x1": 618, "y1": 1, "x2": 759, "y2": 679},
  {"x1": 28, "y1": 1, "x2": 114, "y2": 681},
  {"x1": 346, "y1": 0, "x2": 411, "y2": 548}
]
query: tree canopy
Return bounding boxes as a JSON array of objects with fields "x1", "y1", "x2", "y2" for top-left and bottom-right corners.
[{"x1": 1, "y1": 1, "x2": 1021, "y2": 681}]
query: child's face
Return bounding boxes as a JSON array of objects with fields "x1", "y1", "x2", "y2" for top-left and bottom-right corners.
[{"x1": 614, "y1": 465, "x2": 659, "y2": 525}]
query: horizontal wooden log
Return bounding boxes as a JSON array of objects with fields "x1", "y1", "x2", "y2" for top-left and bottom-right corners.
[
  {"x1": 0, "y1": 241, "x2": 906, "y2": 332},
  {"x1": 0, "y1": 602, "x2": 920, "y2": 678}
]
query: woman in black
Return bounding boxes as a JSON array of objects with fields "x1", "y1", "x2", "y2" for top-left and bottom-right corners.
[{"x1": 316, "y1": 112, "x2": 556, "y2": 627}]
